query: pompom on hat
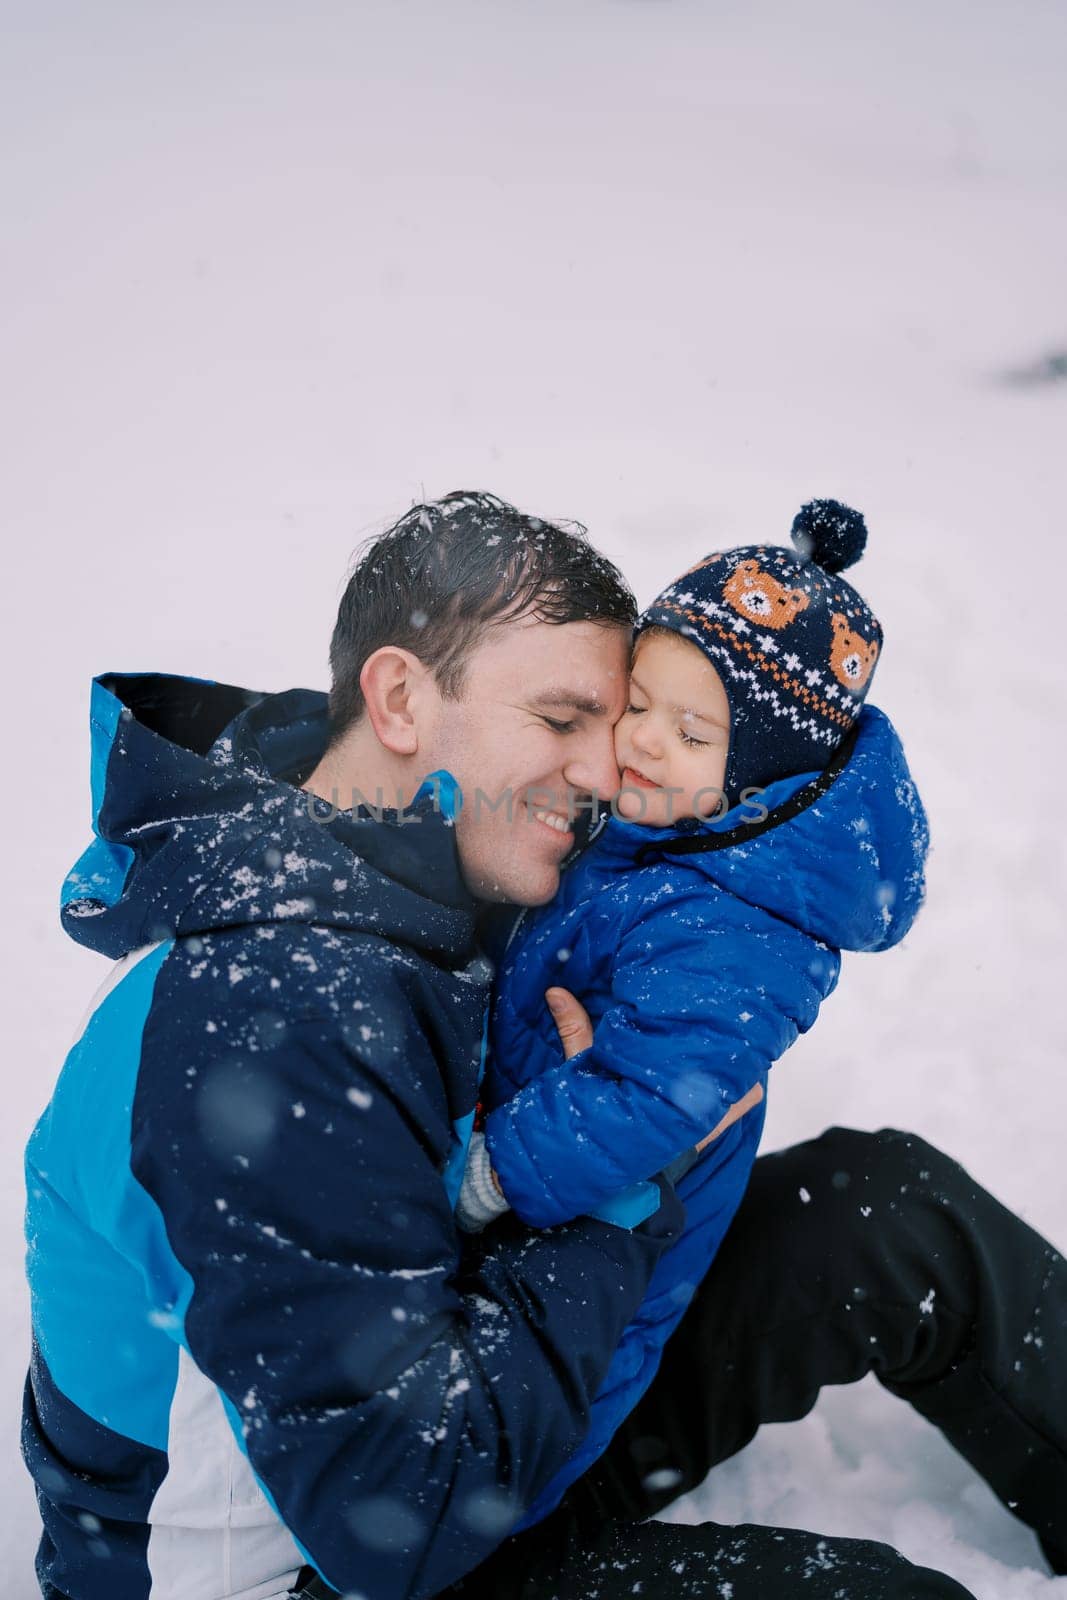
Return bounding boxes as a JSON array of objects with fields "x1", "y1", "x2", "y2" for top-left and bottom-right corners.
[{"x1": 635, "y1": 499, "x2": 883, "y2": 802}]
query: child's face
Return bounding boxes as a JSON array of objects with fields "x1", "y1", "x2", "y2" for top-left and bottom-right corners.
[{"x1": 613, "y1": 630, "x2": 731, "y2": 826}]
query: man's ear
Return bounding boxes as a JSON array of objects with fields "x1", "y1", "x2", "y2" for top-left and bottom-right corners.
[{"x1": 358, "y1": 647, "x2": 435, "y2": 757}]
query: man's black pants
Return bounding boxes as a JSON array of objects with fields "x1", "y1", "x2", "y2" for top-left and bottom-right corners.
[{"x1": 442, "y1": 1126, "x2": 1067, "y2": 1599}]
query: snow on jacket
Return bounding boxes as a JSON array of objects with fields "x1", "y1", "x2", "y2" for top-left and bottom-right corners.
[
  {"x1": 22, "y1": 673, "x2": 684, "y2": 1600},
  {"x1": 483, "y1": 703, "x2": 930, "y2": 1525}
]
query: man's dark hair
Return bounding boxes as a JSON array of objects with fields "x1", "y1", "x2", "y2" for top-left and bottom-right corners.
[{"x1": 327, "y1": 490, "x2": 637, "y2": 740}]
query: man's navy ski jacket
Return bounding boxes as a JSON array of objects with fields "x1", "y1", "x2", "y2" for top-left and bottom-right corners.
[{"x1": 22, "y1": 673, "x2": 683, "y2": 1600}]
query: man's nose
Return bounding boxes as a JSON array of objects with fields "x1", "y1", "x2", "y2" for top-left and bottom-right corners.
[{"x1": 562, "y1": 726, "x2": 622, "y2": 802}]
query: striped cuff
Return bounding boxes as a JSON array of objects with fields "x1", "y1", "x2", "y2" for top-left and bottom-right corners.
[{"x1": 455, "y1": 1131, "x2": 512, "y2": 1233}]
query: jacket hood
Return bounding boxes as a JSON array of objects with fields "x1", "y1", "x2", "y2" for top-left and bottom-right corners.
[
  {"x1": 61, "y1": 673, "x2": 478, "y2": 966},
  {"x1": 591, "y1": 704, "x2": 928, "y2": 953}
]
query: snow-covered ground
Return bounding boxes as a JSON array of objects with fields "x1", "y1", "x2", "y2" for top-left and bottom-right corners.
[{"x1": 2, "y1": 1, "x2": 1066, "y2": 1593}]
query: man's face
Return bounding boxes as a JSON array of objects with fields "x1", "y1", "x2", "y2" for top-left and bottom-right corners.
[{"x1": 423, "y1": 615, "x2": 630, "y2": 905}]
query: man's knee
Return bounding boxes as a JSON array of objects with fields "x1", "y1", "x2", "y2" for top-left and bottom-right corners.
[
  {"x1": 722, "y1": 1125, "x2": 981, "y2": 1313},
  {"x1": 738, "y1": 1126, "x2": 973, "y2": 1285},
  {"x1": 808, "y1": 1125, "x2": 968, "y2": 1207}
]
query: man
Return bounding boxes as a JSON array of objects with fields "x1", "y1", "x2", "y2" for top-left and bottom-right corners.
[{"x1": 23, "y1": 492, "x2": 1065, "y2": 1599}]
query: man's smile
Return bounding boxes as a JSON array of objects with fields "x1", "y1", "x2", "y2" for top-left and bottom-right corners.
[{"x1": 529, "y1": 802, "x2": 574, "y2": 839}]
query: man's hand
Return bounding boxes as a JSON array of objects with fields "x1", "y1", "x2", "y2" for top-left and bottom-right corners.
[
  {"x1": 545, "y1": 986, "x2": 595, "y2": 1060},
  {"x1": 544, "y1": 985, "x2": 764, "y2": 1145}
]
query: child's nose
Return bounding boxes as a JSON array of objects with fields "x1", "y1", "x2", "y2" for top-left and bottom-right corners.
[{"x1": 632, "y1": 719, "x2": 660, "y2": 756}]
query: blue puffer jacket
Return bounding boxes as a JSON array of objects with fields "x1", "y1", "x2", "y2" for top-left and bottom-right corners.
[{"x1": 484, "y1": 704, "x2": 929, "y2": 1526}]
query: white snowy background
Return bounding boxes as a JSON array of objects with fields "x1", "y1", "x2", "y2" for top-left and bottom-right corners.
[{"x1": 2, "y1": 0, "x2": 1066, "y2": 1593}]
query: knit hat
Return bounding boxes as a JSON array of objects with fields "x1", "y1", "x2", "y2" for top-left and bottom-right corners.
[{"x1": 635, "y1": 499, "x2": 882, "y2": 801}]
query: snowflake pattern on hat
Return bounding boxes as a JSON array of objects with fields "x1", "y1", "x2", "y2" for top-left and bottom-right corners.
[{"x1": 636, "y1": 501, "x2": 883, "y2": 801}]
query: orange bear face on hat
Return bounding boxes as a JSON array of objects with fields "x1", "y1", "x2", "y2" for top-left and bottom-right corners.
[
  {"x1": 721, "y1": 559, "x2": 810, "y2": 630},
  {"x1": 829, "y1": 614, "x2": 879, "y2": 690}
]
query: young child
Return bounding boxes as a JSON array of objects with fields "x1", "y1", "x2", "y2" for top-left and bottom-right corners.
[{"x1": 455, "y1": 498, "x2": 930, "y2": 1526}]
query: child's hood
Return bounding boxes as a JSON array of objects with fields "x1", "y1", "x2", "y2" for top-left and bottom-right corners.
[{"x1": 591, "y1": 704, "x2": 928, "y2": 954}]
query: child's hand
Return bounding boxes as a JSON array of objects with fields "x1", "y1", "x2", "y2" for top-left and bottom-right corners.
[{"x1": 455, "y1": 1130, "x2": 511, "y2": 1233}]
